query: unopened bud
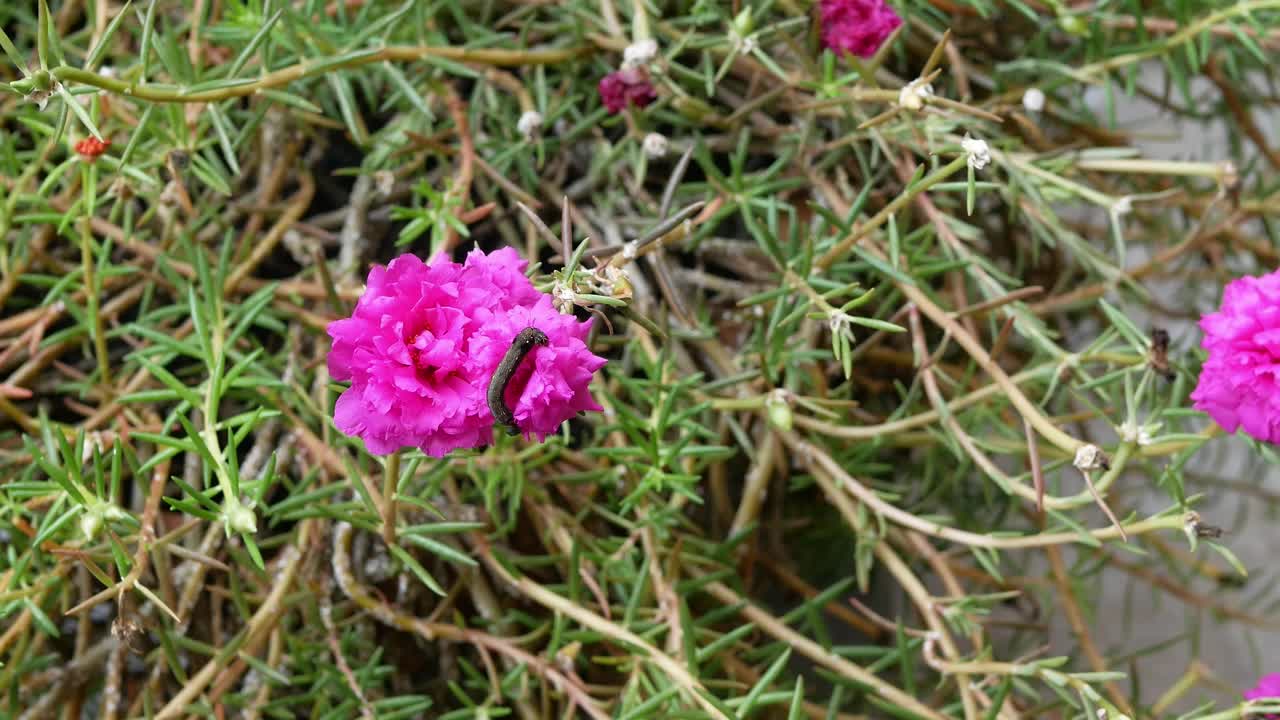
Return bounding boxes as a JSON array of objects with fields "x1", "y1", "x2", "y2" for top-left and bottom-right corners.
[
  {"x1": 765, "y1": 389, "x2": 794, "y2": 432},
  {"x1": 1058, "y1": 14, "x2": 1088, "y2": 35},
  {"x1": 31, "y1": 69, "x2": 54, "y2": 92},
  {"x1": 224, "y1": 501, "x2": 258, "y2": 535},
  {"x1": 80, "y1": 512, "x2": 102, "y2": 540}
]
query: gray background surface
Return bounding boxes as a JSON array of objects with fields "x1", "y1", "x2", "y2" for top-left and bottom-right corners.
[{"x1": 1063, "y1": 67, "x2": 1279, "y2": 711}]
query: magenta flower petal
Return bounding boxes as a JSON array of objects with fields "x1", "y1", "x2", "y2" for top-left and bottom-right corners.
[
  {"x1": 819, "y1": 0, "x2": 902, "y2": 59},
  {"x1": 461, "y1": 246, "x2": 544, "y2": 311},
  {"x1": 599, "y1": 68, "x2": 657, "y2": 114},
  {"x1": 1192, "y1": 269, "x2": 1280, "y2": 444},
  {"x1": 471, "y1": 300, "x2": 607, "y2": 440},
  {"x1": 327, "y1": 249, "x2": 606, "y2": 457},
  {"x1": 1246, "y1": 673, "x2": 1280, "y2": 718}
]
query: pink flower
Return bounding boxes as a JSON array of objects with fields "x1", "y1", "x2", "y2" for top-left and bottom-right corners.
[
  {"x1": 470, "y1": 302, "x2": 606, "y2": 439},
  {"x1": 1245, "y1": 673, "x2": 1280, "y2": 717},
  {"x1": 598, "y1": 68, "x2": 657, "y2": 114},
  {"x1": 327, "y1": 248, "x2": 606, "y2": 457},
  {"x1": 1191, "y1": 269, "x2": 1280, "y2": 444},
  {"x1": 819, "y1": 0, "x2": 903, "y2": 59}
]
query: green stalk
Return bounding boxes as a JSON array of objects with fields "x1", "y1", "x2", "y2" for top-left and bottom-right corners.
[
  {"x1": 79, "y1": 218, "x2": 112, "y2": 388},
  {"x1": 52, "y1": 44, "x2": 592, "y2": 104}
]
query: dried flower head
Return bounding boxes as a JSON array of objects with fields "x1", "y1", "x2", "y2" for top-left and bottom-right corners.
[
  {"x1": 516, "y1": 110, "x2": 544, "y2": 140},
  {"x1": 819, "y1": 0, "x2": 902, "y2": 59},
  {"x1": 623, "y1": 39, "x2": 658, "y2": 68},
  {"x1": 1117, "y1": 420, "x2": 1154, "y2": 446},
  {"x1": 28, "y1": 88, "x2": 53, "y2": 110},
  {"x1": 1072, "y1": 443, "x2": 1109, "y2": 471},
  {"x1": 1022, "y1": 87, "x2": 1046, "y2": 112},
  {"x1": 1191, "y1": 269, "x2": 1280, "y2": 444},
  {"x1": 962, "y1": 135, "x2": 991, "y2": 170},
  {"x1": 898, "y1": 78, "x2": 933, "y2": 111},
  {"x1": 327, "y1": 248, "x2": 606, "y2": 457},
  {"x1": 599, "y1": 67, "x2": 658, "y2": 114},
  {"x1": 642, "y1": 132, "x2": 669, "y2": 158}
]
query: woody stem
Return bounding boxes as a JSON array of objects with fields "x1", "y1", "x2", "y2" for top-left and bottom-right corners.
[{"x1": 52, "y1": 44, "x2": 591, "y2": 104}]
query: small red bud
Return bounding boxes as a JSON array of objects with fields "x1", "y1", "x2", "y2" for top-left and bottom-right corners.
[{"x1": 74, "y1": 137, "x2": 112, "y2": 162}]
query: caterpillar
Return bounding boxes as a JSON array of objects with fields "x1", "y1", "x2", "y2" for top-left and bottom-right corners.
[{"x1": 488, "y1": 327, "x2": 549, "y2": 436}]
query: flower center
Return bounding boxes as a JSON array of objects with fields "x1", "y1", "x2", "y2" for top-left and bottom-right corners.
[
  {"x1": 406, "y1": 332, "x2": 431, "y2": 370},
  {"x1": 404, "y1": 327, "x2": 463, "y2": 383}
]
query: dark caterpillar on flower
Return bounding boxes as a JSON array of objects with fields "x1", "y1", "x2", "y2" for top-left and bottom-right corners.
[{"x1": 488, "y1": 327, "x2": 549, "y2": 436}]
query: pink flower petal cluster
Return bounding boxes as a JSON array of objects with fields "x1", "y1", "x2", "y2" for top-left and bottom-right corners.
[
  {"x1": 598, "y1": 68, "x2": 657, "y2": 114},
  {"x1": 327, "y1": 248, "x2": 606, "y2": 457},
  {"x1": 819, "y1": 0, "x2": 903, "y2": 59},
  {"x1": 1246, "y1": 673, "x2": 1280, "y2": 718},
  {"x1": 1191, "y1": 269, "x2": 1280, "y2": 444}
]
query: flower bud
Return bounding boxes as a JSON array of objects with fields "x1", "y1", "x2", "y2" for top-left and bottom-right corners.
[
  {"x1": 80, "y1": 511, "x2": 102, "y2": 541},
  {"x1": 1058, "y1": 14, "x2": 1088, "y2": 36},
  {"x1": 224, "y1": 500, "x2": 258, "y2": 535},
  {"x1": 765, "y1": 389, "x2": 794, "y2": 432},
  {"x1": 31, "y1": 69, "x2": 54, "y2": 91}
]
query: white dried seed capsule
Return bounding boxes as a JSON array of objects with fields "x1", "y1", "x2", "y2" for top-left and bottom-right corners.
[
  {"x1": 642, "y1": 132, "x2": 669, "y2": 158},
  {"x1": 1116, "y1": 420, "x2": 1153, "y2": 445},
  {"x1": 1072, "y1": 444, "x2": 1109, "y2": 471},
  {"x1": 961, "y1": 135, "x2": 991, "y2": 171},
  {"x1": 898, "y1": 78, "x2": 934, "y2": 111},
  {"x1": 1022, "y1": 87, "x2": 1046, "y2": 112},
  {"x1": 29, "y1": 88, "x2": 52, "y2": 111},
  {"x1": 623, "y1": 39, "x2": 658, "y2": 68},
  {"x1": 516, "y1": 110, "x2": 543, "y2": 139}
]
